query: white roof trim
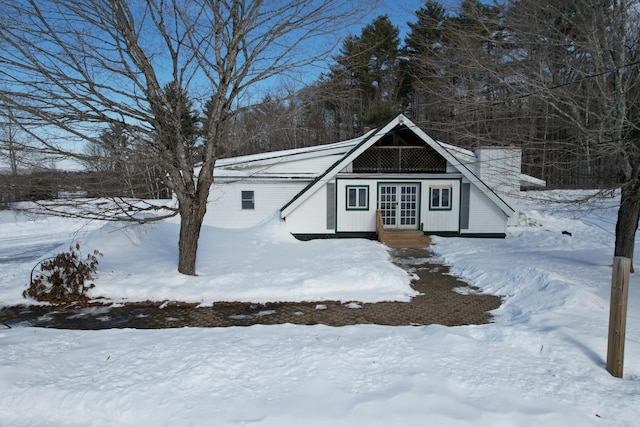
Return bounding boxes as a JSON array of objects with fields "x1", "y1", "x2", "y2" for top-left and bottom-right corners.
[
  {"x1": 280, "y1": 114, "x2": 516, "y2": 218},
  {"x1": 519, "y1": 174, "x2": 546, "y2": 187},
  {"x1": 402, "y1": 119, "x2": 515, "y2": 216}
]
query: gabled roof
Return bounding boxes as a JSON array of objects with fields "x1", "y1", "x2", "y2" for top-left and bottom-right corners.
[
  {"x1": 280, "y1": 113, "x2": 516, "y2": 218},
  {"x1": 213, "y1": 132, "x2": 373, "y2": 181},
  {"x1": 215, "y1": 132, "x2": 368, "y2": 171}
]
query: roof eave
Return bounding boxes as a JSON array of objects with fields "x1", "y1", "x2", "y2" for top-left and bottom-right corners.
[
  {"x1": 278, "y1": 113, "x2": 521, "y2": 219},
  {"x1": 280, "y1": 114, "x2": 404, "y2": 217},
  {"x1": 519, "y1": 174, "x2": 546, "y2": 187}
]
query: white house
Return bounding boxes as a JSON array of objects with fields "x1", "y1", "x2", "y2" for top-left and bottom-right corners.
[{"x1": 206, "y1": 114, "x2": 545, "y2": 240}]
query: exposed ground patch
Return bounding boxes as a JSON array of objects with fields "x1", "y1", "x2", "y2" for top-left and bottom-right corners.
[{"x1": 0, "y1": 248, "x2": 501, "y2": 329}]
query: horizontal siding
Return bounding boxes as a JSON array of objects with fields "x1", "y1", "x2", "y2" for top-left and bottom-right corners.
[{"x1": 205, "y1": 181, "x2": 308, "y2": 228}]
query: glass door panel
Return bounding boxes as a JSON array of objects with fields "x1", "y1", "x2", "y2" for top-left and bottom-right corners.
[{"x1": 378, "y1": 184, "x2": 419, "y2": 229}]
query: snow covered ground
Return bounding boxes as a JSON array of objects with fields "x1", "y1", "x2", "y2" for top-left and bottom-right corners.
[
  {"x1": 0, "y1": 190, "x2": 639, "y2": 426},
  {"x1": 0, "y1": 209, "x2": 416, "y2": 306}
]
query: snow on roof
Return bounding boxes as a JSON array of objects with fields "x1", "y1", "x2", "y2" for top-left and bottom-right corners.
[
  {"x1": 436, "y1": 140, "x2": 476, "y2": 159},
  {"x1": 214, "y1": 113, "x2": 543, "y2": 215},
  {"x1": 215, "y1": 130, "x2": 373, "y2": 170},
  {"x1": 519, "y1": 173, "x2": 546, "y2": 187}
]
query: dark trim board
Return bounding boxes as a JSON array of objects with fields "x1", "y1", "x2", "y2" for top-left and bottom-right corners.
[
  {"x1": 293, "y1": 231, "x2": 505, "y2": 241},
  {"x1": 292, "y1": 232, "x2": 378, "y2": 241},
  {"x1": 426, "y1": 231, "x2": 506, "y2": 238},
  {"x1": 459, "y1": 232, "x2": 506, "y2": 238}
]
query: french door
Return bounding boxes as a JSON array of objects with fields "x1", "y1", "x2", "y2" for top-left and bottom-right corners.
[{"x1": 378, "y1": 184, "x2": 420, "y2": 229}]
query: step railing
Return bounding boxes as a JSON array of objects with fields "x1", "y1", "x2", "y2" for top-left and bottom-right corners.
[
  {"x1": 376, "y1": 210, "x2": 386, "y2": 243},
  {"x1": 376, "y1": 210, "x2": 431, "y2": 248}
]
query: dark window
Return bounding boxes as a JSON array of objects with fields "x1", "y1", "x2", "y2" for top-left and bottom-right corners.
[
  {"x1": 430, "y1": 187, "x2": 452, "y2": 210},
  {"x1": 346, "y1": 186, "x2": 369, "y2": 210},
  {"x1": 241, "y1": 191, "x2": 255, "y2": 210},
  {"x1": 352, "y1": 146, "x2": 447, "y2": 173}
]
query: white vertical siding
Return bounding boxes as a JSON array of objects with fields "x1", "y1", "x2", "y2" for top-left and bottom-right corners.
[
  {"x1": 205, "y1": 180, "x2": 308, "y2": 228},
  {"x1": 335, "y1": 178, "x2": 377, "y2": 232},
  {"x1": 285, "y1": 186, "x2": 333, "y2": 234},
  {"x1": 421, "y1": 179, "x2": 461, "y2": 232},
  {"x1": 333, "y1": 178, "x2": 466, "y2": 234},
  {"x1": 475, "y1": 147, "x2": 521, "y2": 226},
  {"x1": 207, "y1": 176, "x2": 507, "y2": 236},
  {"x1": 463, "y1": 184, "x2": 507, "y2": 235}
]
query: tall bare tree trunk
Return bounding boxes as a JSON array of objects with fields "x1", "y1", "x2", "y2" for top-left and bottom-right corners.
[
  {"x1": 177, "y1": 197, "x2": 206, "y2": 275},
  {"x1": 175, "y1": 159, "x2": 215, "y2": 275},
  {"x1": 615, "y1": 171, "x2": 640, "y2": 271},
  {"x1": 0, "y1": 0, "x2": 367, "y2": 276}
]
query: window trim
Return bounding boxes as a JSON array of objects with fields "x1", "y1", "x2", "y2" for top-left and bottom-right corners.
[
  {"x1": 460, "y1": 183, "x2": 471, "y2": 229},
  {"x1": 326, "y1": 182, "x2": 336, "y2": 230},
  {"x1": 429, "y1": 186, "x2": 452, "y2": 211},
  {"x1": 241, "y1": 190, "x2": 255, "y2": 210},
  {"x1": 346, "y1": 185, "x2": 369, "y2": 211}
]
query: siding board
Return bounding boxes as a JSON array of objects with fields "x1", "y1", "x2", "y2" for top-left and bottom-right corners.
[{"x1": 205, "y1": 181, "x2": 308, "y2": 228}]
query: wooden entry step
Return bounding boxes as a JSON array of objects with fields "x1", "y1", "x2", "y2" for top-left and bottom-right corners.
[
  {"x1": 375, "y1": 210, "x2": 431, "y2": 249},
  {"x1": 379, "y1": 230, "x2": 432, "y2": 249}
]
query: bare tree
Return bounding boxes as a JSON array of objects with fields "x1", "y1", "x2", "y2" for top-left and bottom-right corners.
[
  {"x1": 0, "y1": 104, "x2": 37, "y2": 206},
  {"x1": 1, "y1": 115, "x2": 18, "y2": 177},
  {"x1": 0, "y1": 0, "x2": 368, "y2": 275},
  {"x1": 406, "y1": 0, "x2": 640, "y2": 268},
  {"x1": 501, "y1": 0, "x2": 640, "y2": 267}
]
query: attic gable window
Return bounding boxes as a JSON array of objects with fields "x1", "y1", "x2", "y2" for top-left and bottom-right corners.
[
  {"x1": 352, "y1": 146, "x2": 447, "y2": 173},
  {"x1": 346, "y1": 186, "x2": 369, "y2": 210},
  {"x1": 241, "y1": 191, "x2": 255, "y2": 210},
  {"x1": 430, "y1": 186, "x2": 452, "y2": 210}
]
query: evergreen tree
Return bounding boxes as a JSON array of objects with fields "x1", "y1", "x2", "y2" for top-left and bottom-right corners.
[
  {"x1": 326, "y1": 15, "x2": 407, "y2": 134},
  {"x1": 405, "y1": 0, "x2": 447, "y2": 59},
  {"x1": 164, "y1": 81, "x2": 202, "y2": 165},
  {"x1": 404, "y1": 0, "x2": 449, "y2": 133}
]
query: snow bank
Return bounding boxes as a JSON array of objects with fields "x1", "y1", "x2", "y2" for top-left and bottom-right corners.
[
  {"x1": 0, "y1": 325, "x2": 608, "y2": 427},
  {"x1": 0, "y1": 190, "x2": 639, "y2": 426},
  {"x1": 0, "y1": 209, "x2": 415, "y2": 305}
]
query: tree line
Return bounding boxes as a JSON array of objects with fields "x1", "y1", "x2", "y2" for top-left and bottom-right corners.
[
  {"x1": 221, "y1": 0, "x2": 639, "y2": 194},
  {"x1": 4, "y1": 0, "x2": 634, "y2": 193},
  {"x1": 0, "y1": 0, "x2": 638, "y2": 274},
  {"x1": 222, "y1": 0, "x2": 640, "y2": 266}
]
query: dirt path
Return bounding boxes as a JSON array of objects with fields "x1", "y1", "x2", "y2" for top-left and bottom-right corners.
[{"x1": 0, "y1": 248, "x2": 502, "y2": 329}]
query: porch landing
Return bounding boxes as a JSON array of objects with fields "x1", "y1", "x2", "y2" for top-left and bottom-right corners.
[
  {"x1": 378, "y1": 230, "x2": 432, "y2": 249},
  {"x1": 376, "y1": 210, "x2": 431, "y2": 249}
]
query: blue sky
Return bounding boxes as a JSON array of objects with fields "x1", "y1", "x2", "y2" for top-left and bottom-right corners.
[
  {"x1": 378, "y1": 0, "x2": 424, "y2": 36},
  {"x1": 1, "y1": 0, "x2": 467, "y2": 172},
  {"x1": 377, "y1": 0, "x2": 462, "y2": 38},
  {"x1": 276, "y1": 0, "x2": 459, "y2": 87}
]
